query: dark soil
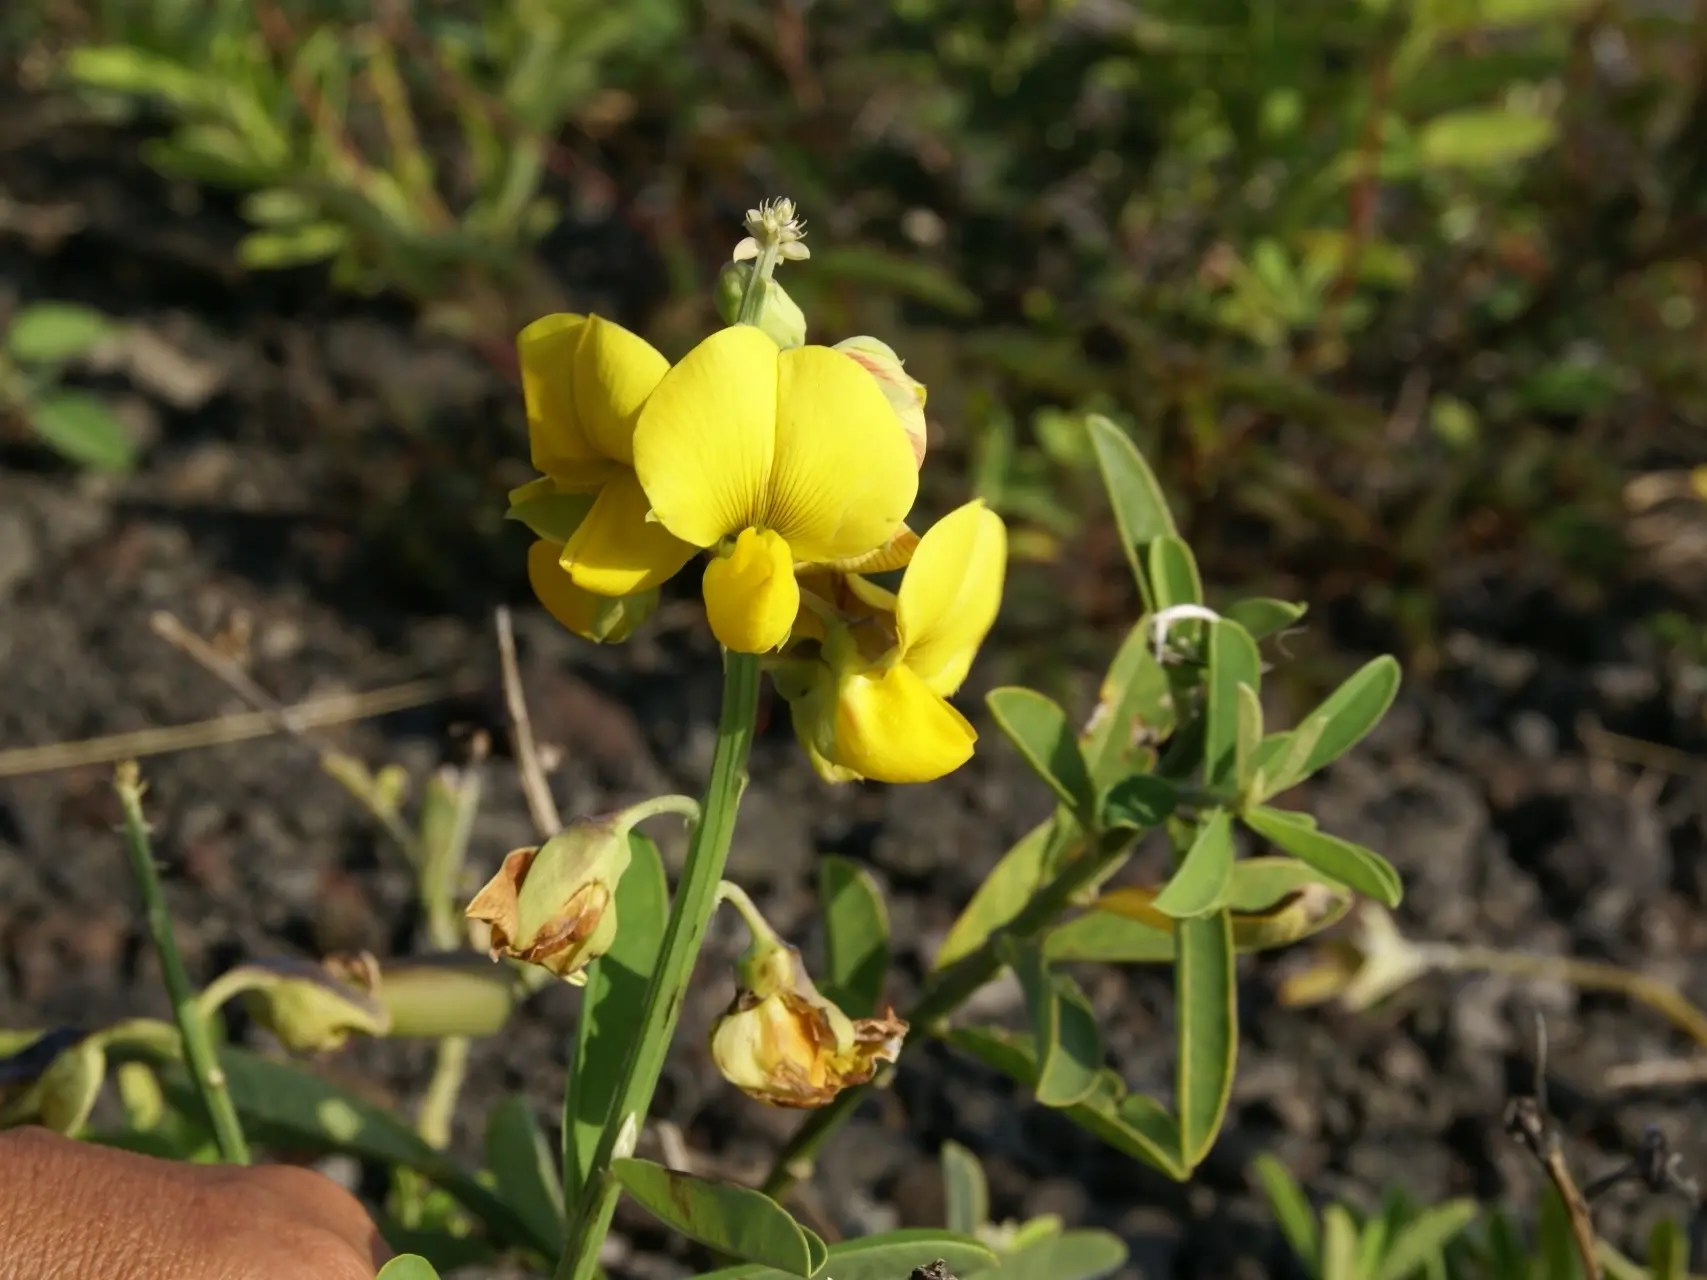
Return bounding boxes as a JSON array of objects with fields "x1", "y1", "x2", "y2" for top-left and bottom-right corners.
[{"x1": 3, "y1": 106, "x2": 1707, "y2": 1280}]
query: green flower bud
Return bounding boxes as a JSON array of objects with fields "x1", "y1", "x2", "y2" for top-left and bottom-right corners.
[
  {"x1": 0, "y1": 1028, "x2": 106, "y2": 1135},
  {"x1": 233, "y1": 954, "x2": 391, "y2": 1054},
  {"x1": 716, "y1": 262, "x2": 808, "y2": 349}
]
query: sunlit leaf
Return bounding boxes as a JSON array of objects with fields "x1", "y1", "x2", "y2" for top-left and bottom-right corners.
[
  {"x1": 1375, "y1": 1199, "x2": 1480, "y2": 1280},
  {"x1": 1175, "y1": 911, "x2": 1235, "y2": 1170},
  {"x1": 1224, "y1": 598, "x2": 1307, "y2": 642},
  {"x1": 613, "y1": 1159, "x2": 816, "y2": 1276},
  {"x1": 987, "y1": 688, "x2": 1096, "y2": 819},
  {"x1": 483, "y1": 1096, "x2": 565, "y2": 1259},
  {"x1": 1244, "y1": 807, "x2": 1403, "y2": 907},
  {"x1": 1152, "y1": 809, "x2": 1235, "y2": 919},
  {"x1": 1321, "y1": 1204, "x2": 1360, "y2": 1280},
  {"x1": 1007, "y1": 942, "x2": 1103, "y2": 1108},
  {"x1": 1086, "y1": 415, "x2": 1177, "y2": 608},
  {"x1": 1147, "y1": 536, "x2": 1203, "y2": 612},
  {"x1": 7, "y1": 303, "x2": 113, "y2": 364},
  {"x1": 690, "y1": 1228, "x2": 998, "y2": 1280},
  {"x1": 817, "y1": 857, "x2": 890, "y2": 1019},
  {"x1": 375, "y1": 1257, "x2": 442, "y2": 1280},
  {"x1": 1418, "y1": 107, "x2": 1558, "y2": 171},
  {"x1": 977, "y1": 1228, "x2": 1128, "y2": 1279},
  {"x1": 1081, "y1": 619, "x2": 1175, "y2": 786},
  {"x1": 934, "y1": 819, "x2": 1075, "y2": 971},
  {"x1": 940, "y1": 1140, "x2": 987, "y2": 1237},
  {"x1": 1206, "y1": 619, "x2": 1262, "y2": 788},
  {"x1": 29, "y1": 391, "x2": 134, "y2": 472},
  {"x1": 1253, "y1": 1154, "x2": 1319, "y2": 1271}
]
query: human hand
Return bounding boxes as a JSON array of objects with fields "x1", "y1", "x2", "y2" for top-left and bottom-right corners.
[{"x1": 0, "y1": 1126, "x2": 391, "y2": 1280}]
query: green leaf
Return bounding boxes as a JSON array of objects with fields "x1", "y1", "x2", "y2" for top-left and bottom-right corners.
[
  {"x1": 140, "y1": 1046, "x2": 546, "y2": 1254},
  {"x1": 375, "y1": 1257, "x2": 442, "y2": 1280},
  {"x1": 1007, "y1": 943, "x2": 1103, "y2": 1108},
  {"x1": 505, "y1": 481, "x2": 595, "y2": 545},
  {"x1": 1417, "y1": 107, "x2": 1558, "y2": 171},
  {"x1": 28, "y1": 391, "x2": 135, "y2": 472},
  {"x1": 1245, "y1": 807, "x2": 1403, "y2": 907},
  {"x1": 1253, "y1": 718, "x2": 1329, "y2": 803},
  {"x1": 613, "y1": 1158, "x2": 816, "y2": 1276},
  {"x1": 934, "y1": 819, "x2": 1071, "y2": 971},
  {"x1": 1152, "y1": 810, "x2": 1235, "y2": 919},
  {"x1": 1098, "y1": 775, "x2": 1178, "y2": 831},
  {"x1": 1147, "y1": 536, "x2": 1203, "y2": 611},
  {"x1": 1175, "y1": 911, "x2": 1236, "y2": 1170},
  {"x1": 1224, "y1": 598, "x2": 1306, "y2": 642},
  {"x1": 1646, "y1": 1218, "x2": 1688, "y2": 1280},
  {"x1": 986, "y1": 689, "x2": 1096, "y2": 819},
  {"x1": 946, "y1": 1027, "x2": 1183, "y2": 1179},
  {"x1": 1235, "y1": 684, "x2": 1263, "y2": 796},
  {"x1": 1206, "y1": 619, "x2": 1262, "y2": 787},
  {"x1": 7, "y1": 303, "x2": 113, "y2": 364},
  {"x1": 1295, "y1": 656, "x2": 1402, "y2": 781},
  {"x1": 691, "y1": 1228, "x2": 998, "y2": 1280},
  {"x1": 1045, "y1": 910, "x2": 1175, "y2": 964},
  {"x1": 1321, "y1": 1204, "x2": 1360, "y2": 1280},
  {"x1": 1081, "y1": 619, "x2": 1176, "y2": 786},
  {"x1": 483, "y1": 1096, "x2": 565, "y2": 1259},
  {"x1": 940, "y1": 1139, "x2": 987, "y2": 1236},
  {"x1": 1252, "y1": 1154, "x2": 1319, "y2": 1271},
  {"x1": 67, "y1": 45, "x2": 210, "y2": 110},
  {"x1": 1086, "y1": 415, "x2": 1177, "y2": 609},
  {"x1": 565, "y1": 833, "x2": 669, "y2": 1204},
  {"x1": 977, "y1": 1228, "x2": 1128, "y2": 1279},
  {"x1": 1537, "y1": 1185, "x2": 1582, "y2": 1280},
  {"x1": 1376, "y1": 1199, "x2": 1479, "y2": 1280},
  {"x1": 817, "y1": 857, "x2": 890, "y2": 1019},
  {"x1": 238, "y1": 223, "x2": 349, "y2": 270}
]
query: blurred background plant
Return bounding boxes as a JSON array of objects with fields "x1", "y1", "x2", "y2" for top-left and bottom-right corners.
[{"x1": 5, "y1": 0, "x2": 1702, "y2": 662}]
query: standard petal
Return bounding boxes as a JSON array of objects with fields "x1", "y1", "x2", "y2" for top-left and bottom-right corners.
[
  {"x1": 703, "y1": 526, "x2": 799, "y2": 653},
  {"x1": 519, "y1": 314, "x2": 602, "y2": 479},
  {"x1": 570, "y1": 315, "x2": 668, "y2": 466},
  {"x1": 561, "y1": 470, "x2": 697, "y2": 597},
  {"x1": 827, "y1": 663, "x2": 977, "y2": 784},
  {"x1": 896, "y1": 500, "x2": 1007, "y2": 696},
  {"x1": 633, "y1": 326, "x2": 779, "y2": 548},
  {"x1": 764, "y1": 346, "x2": 919, "y2": 562}
]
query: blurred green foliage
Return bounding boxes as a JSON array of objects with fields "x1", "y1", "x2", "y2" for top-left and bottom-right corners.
[{"x1": 6, "y1": 0, "x2": 1706, "y2": 646}]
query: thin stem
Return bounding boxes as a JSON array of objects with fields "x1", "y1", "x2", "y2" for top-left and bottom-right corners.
[
  {"x1": 114, "y1": 762, "x2": 251, "y2": 1165},
  {"x1": 496, "y1": 605, "x2": 563, "y2": 838},
  {"x1": 418, "y1": 1035, "x2": 472, "y2": 1150},
  {"x1": 554, "y1": 651, "x2": 762, "y2": 1280},
  {"x1": 761, "y1": 823, "x2": 1135, "y2": 1198},
  {"x1": 735, "y1": 244, "x2": 782, "y2": 326}
]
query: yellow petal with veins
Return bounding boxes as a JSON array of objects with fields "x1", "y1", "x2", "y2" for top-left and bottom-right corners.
[
  {"x1": 570, "y1": 315, "x2": 667, "y2": 466},
  {"x1": 561, "y1": 469, "x2": 696, "y2": 597},
  {"x1": 703, "y1": 527, "x2": 799, "y2": 653},
  {"x1": 766, "y1": 346, "x2": 919, "y2": 562},
  {"x1": 828, "y1": 662, "x2": 977, "y2": 784},
  {"x1": 519, "y1": 314, "x2": 665, "y2": 485},
  {"x1": 633, "y1": 326, "x2": 779, "y2": 548},
  {"x1": 895, "y1": 500, "x2": 1007, "y2": 696}
]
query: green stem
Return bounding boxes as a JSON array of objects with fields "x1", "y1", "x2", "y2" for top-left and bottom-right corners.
[
  {"x1": 114, "y1": 762, "x2": 251, "y2": 1165},
  {"x1": 418, "y1": 1035, "x2": 473, "y2": 1150},
  {"x1": 761, "y1": 823, "x2": 1135, "y2": 1198},
  {"x1": 554, "y1": 651, "x2": 762, "y2": 1280}
]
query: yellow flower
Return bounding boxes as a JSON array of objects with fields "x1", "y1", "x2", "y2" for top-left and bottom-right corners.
[
  {"x1": 834, "y1": 336, "x2": 928, "y2": 468},
  {"x1": 631, "y1": 326, "x2": 920, "y2": 653},
  {"x1": 786, "y1": 499, "x2": 1006, "y2": 784},
  {"x1": 516, "y1": 313, "x2": 696, "y2": 598},
  {"x1": 525, "y1": 538, "x2": 658, "y2": 644},
  {"x1": 709, "y1": 941, "x2": 907, "y2": 1109}
]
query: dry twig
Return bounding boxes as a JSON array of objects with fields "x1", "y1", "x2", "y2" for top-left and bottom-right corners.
[{"x1": 494, "y1": 606, "x2": 561, "y2": 839}]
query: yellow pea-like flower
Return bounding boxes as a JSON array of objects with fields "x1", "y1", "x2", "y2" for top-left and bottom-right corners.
[
  {"x1": 789, "y1": 499, "x2": 1007, "y2": 784},
  {"x1": 631, "y1": 326, "x2": 920, "y2": 653},
  {"x1": 516, "y1": 313, "x2": 697, "y2": 599}
]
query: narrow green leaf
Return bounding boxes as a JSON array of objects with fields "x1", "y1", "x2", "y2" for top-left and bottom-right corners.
[
  {"x1": 690, "y1": 1228, "x2": 998, "y2": 1280},
  {"x1": 1418, "y1": 107, "x2": 1558, "y2": 171},
  {"x1": 1086, "y1": 414, "x2": 1176, "y2": 609},
  {"x1": 1153, "y1": 810, "x2": 1235, "y2": 920},
  {"x1": 1245, "y1": 807, "x2": 1403, "y2": 907},
  {"x1": 1046, "y1": 910, "x2": 1175, "y2": 963},
  {"x1": 7, "y1": 303, "x2": 113, "y2": 364},
  {"x1": 1321, "y1": 1204, "x2": 1361, "y2": 1280},
  {"x1": 1252, "y1": 1154, "x2": 1319, "y2": 1271},
  {"x1": 1376, "y1": 1200, "x2": 1480, "y2": 1280},
  {"x1": 802, "y1": 1227, "x2": 829, "y2": 1276},
  {"x1": 483, "y1": 1096, "x2": 566, "y2": 1259},
  {"x1": 1647, "y1": 1218, "x2": 1687, "y2": 1280},
  {"x1": 987, "y1": 689, "x2": 1096, "y2": 818},
  {"x1": 1098, "y1": 775, "x2": 1177, "y2": 831},
  {"x1": 1206, "y1": 619, "x2": 1263, "y2": 787},
  {"x1": 934, "y1": 819, "x2": 1070, "y2": 971},
  {"x1": 238, "y1": 222, "x2": 349, "y2": 269},
  {"x1": 978, "y1": 1228, "x2": 1128, "y2": 1279},
  {"x1": 1537, "y1": 1184, "x2": 1582, "y2": 1280},
  {"x1": 566, "y1": 833, "x2": 669, "y2": 1204},
  {"x1": 940, "y1": 1140, "x2": 987, "y2": 1237},
  {"x1": 1254, "y1": 717, "x2": 1329, "y2": 803},
  {"x1": 28, "y1": 391, "x2": 134, "y2": 472},
  {"x1": 1147, "y1": 536, "x2": 1203, "y2": 611},
  {"x1": 1082, "y1": 618, "x2": 1175, "y2": 786},
  {"x1": 946, "y1": 1027, "x2": 1184, "y2": 1179},
  {"x1": 1225, "y1": 598, "x2": 1306, "y2": 642},
  {"x1": 817, "y1": 857, "x2": 889, "y2": 1018},
  {"x1": 1297, "y1": 656, "x2": 1402, "y2": 779},
  {"x1": 376, "y1": 1257, "x2": 442, "y2": 1280},
  {"x1": 142, "y1": 1047, "x2": 546, "y2": 1254},
  {"x1": 1175, "y1": 911, "x2": 1236, "y2": 1170},
  {"x1": 1008, "y1": 943, "x2": 1103, "y2": 1108},
  {"x1": 1235, "y1": 685, "x2": 1263, "y2": 796},
  {"x1": 613, "y1": 1158, "x2": 815, "y2": 1276}
]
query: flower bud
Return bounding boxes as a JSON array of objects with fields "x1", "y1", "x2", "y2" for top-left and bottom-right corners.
[
  {"x1": 834, "y1": 336, "x2": 927, "y2": 467},
  {"x1": 716, "y1": 262, "x2": 808, "y2": 349},
  {"x1": 0, "y1": 1028, "x2": 106, "y2": 1135},
  {"x1": 465, "y1": 798, "x2": 695, "y2": 985},
  {"x1": 709, "y1": 939, "x2": 907, "y2": 1109},
  {"x1": 234, "y1": 954, "x2": 391, "y2": 1054}
]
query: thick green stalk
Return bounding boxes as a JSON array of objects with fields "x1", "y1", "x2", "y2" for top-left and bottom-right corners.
[
  {"x1": 761, "y1": 824, "x2": 1136, "y2": 1198},
  {"x1": 554, "y1": 651, "x2": 762, "y2": 1280},
  {"x1": 114, "y1": 762, "x2": 251, "y2": 1165}
]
